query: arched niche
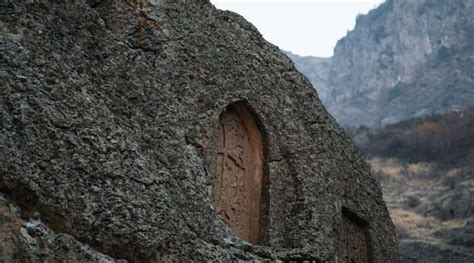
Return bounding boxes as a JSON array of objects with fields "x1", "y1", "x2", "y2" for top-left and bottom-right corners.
[
  {"x1": 335, "y1": 208, "x2": 373, "y2": 262},
  {"x1": 213, "y1": 102, "x2": 265, "y2": 244}
]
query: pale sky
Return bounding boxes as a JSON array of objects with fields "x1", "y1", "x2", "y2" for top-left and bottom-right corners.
[{"x1": 210, "y1": 0, "x2": 385, "y2": 57}]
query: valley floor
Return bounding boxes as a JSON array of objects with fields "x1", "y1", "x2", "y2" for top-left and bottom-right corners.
[{"x1": 348, "y1": 108, "x2": 474, "y2": 262}]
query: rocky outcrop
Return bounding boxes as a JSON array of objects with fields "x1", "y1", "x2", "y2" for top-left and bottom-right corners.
[
  {"x1": 0, "y1": 193, "x2": 117, "y2": 262},
  {"x1": 290, "y1": 0, "x2": 474, "y2": 127},
  {"x1": 1, "y1": 0, "x2": 397, "y2": 261}
]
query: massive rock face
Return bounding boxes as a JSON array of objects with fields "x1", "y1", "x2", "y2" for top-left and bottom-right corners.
[
  {"x1": 1, "y1": 0, "x2": 397, "y2": 261},
  {"x1": 0, "y1": 193, "x2": 116, "y2": 262},
  {"x1": 293, "y1": 0, "x2": 474, "y2": 128}
]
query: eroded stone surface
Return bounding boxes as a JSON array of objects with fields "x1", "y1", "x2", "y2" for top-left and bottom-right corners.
[
  {"x1": 0, "y1": 193, "x2": 118, "y2": 262},
  {"x1": 0, "y1": 0, "x2": 398, "y2": 261}
]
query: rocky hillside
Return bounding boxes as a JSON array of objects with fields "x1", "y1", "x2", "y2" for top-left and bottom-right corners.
[
  {"x1": 347, "y1": 108, "x2": 474, "y2": 262},
  {"x1": 1, "y1": 0, "x2": 397, "y2": 261},
  {"x1": 290, "y1": 0, "x2": 474, "y2": 127}
]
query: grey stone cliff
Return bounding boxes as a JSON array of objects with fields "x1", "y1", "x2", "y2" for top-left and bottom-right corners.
[
  {"x1": 1, "y1": 0, "x2": 397, "y2": 261},
  {"x1": 291, "y1": 0, "x2": 474, "y2": 128}
]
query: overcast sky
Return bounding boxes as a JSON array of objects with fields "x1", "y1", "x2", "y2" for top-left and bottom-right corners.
[{"x1": 210, "y1": 0, "x2": 385, "y2": 57}]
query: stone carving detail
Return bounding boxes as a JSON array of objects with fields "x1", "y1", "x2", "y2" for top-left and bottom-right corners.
[
  {"x1": 335, "y1": 214, "x2": 372, "y2": 263},
  {"x1": 214, "y1": 104, "x2": 264, "y2": 244}
]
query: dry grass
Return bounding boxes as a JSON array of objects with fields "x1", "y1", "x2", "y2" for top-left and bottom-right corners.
[
  {"x1": 369, "y1": 157, "x2": 440, "y2": 190},
  {"x1": 390, "y1": 208, "x2": 468, "y2": 242},
  {"x1": 407, "y1": 162, "x2": 436, "y2": 178},
  {"x1": 370, "y1": 157, "x2": 406, "y2": 180},
  {"x1": 391, "y1": 208, "x2": 440, "y2": 237}
]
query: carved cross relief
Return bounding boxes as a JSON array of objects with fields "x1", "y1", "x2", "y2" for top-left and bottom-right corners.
[{"x1": 213, "y1": 103, "x2": 264, "y2": 244}]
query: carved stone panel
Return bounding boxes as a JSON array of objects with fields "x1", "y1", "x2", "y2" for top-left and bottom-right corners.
[
  {"x1": 335, "y1": 214, "x2": 372, "y2": 263},
  {"x1": 213, "y1": 103, "x2": 264, "y2": 244}
]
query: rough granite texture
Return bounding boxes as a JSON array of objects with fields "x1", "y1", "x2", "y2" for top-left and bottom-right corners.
[
  {"x1": 0, "y1": 0, "x2": 398, "y2": 261},
  {"x1": 0, "y1": 193, "x2": 117, "y2": 262}
]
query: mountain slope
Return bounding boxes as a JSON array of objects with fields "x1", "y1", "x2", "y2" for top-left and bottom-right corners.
[
  {"x1": 290, "y1": 0, "x2": 474, "y2": 127},
  {"x1": 0, "y1": 0, "x2": 398, "y2": 261}
]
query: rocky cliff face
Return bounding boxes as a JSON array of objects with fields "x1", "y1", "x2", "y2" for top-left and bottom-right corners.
[
  {"x1": 1, "y1": 0, "x2": 397, "y2": 261},
  {"x1": 292, "y1": 0, "x2": 474, "y2": 127},
  {"x1": 0, "y1": 193, "x2": 116, "y2": 262}
]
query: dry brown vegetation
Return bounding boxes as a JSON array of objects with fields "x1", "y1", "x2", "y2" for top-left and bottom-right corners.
[
  {"x1": 347, "y1": 108, "x2": 474, "y2": 259},
  {"x1": 349, "y1": 107, "x2": 474, "y2": 166}
]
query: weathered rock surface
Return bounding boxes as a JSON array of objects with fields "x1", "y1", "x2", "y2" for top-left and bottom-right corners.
[
  {"x1": 0, "y1": 0, "x2": 397, "y2": 261},
  {"x1": 290, "y1": 0, "x2": 474, "y2": 128},
  {"x1": 0, "y1": 193, "x2": 117, "y2": 262}
]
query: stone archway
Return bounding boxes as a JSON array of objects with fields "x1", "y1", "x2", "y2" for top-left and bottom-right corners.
[{"x1": 213, "y1": 102, "x2": 264, "y2": 244}]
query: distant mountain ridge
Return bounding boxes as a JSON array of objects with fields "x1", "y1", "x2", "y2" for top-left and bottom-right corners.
[{"x1": 289, "y1": 0, "x2": 474, "y2": 127}]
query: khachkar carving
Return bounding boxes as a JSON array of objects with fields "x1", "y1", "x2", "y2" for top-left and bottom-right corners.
[
  {"x1": 213, "y1": 103, "x2": 264, "y2": 244},
  {"x1": 335, "y1": 214, "x2": 372, "y2": 263}
]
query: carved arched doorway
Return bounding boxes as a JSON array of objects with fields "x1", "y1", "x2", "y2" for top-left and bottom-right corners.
[
  {"x1": 213, "y1": 102, "x2": 264, "y2": 244},
  {"x1": 335, "y1": 209, "x2": 373, "y2": 262}
]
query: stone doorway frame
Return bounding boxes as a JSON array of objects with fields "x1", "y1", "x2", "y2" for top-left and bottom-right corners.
[{"x1": 211, "y1": 101, "x2": 270, "y2": 245}]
